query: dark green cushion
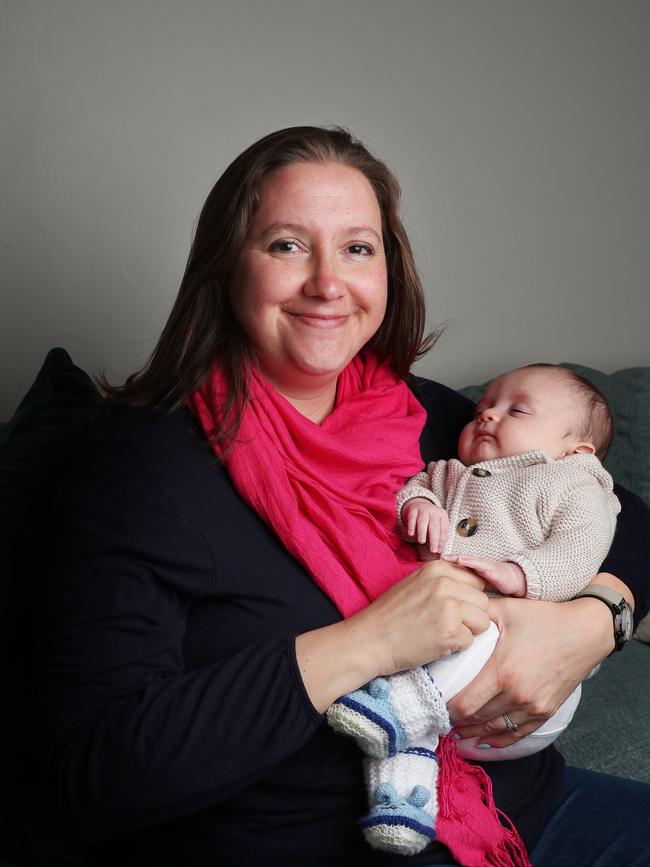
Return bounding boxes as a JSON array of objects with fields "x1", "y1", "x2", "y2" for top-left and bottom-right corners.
[
  {"x1": 557, "y1": 639, "x2": 650, "y2": 782},
  {"x1": 0, "y1": 347, "x2": 98, "y2": 866},
  {"x1": 0, "y1": 346, "x2": 99, "y2": 634}
]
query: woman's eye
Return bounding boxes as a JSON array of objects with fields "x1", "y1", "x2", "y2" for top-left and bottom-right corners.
[
  {"x1": 269, "y1": 240, "x2": 302, "y2": 253},
  {"x1": 347, "y1": 243, "x2": 373, "y2": 256}
]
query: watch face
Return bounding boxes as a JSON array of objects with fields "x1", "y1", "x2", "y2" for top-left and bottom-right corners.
[
  {"x1": 614, "y1": 600, "x2": 634, "y2": 650},
  {"x1": 619, "y1": 603, "x2": 634, "y2": 643}
]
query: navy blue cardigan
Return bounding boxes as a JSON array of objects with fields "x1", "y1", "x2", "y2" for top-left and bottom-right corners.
[{"x1": 40, "y1": 378, "x2": 650, "y2": 866}]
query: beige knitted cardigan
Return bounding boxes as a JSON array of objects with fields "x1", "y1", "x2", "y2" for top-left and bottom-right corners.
[{"x1": 396, "y1": 450, "x2": 621, "y2": 601}]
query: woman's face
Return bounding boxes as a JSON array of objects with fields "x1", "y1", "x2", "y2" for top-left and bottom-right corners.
[{"x1": 230, "y1": 161, "x2": 388, "y2": 399}]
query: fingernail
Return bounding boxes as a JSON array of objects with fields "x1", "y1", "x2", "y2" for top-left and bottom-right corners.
[{"x1": 477, "y1": 743, "x2": 492, "y2": 750}]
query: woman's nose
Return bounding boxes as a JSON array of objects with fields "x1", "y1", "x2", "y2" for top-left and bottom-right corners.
[{"x1": 304, "y1": 252, "x2": 345, "y2": 299}]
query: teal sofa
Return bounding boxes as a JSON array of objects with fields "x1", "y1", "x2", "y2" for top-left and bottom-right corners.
[{"x1": 1, "y1": 349, "x2": 648, "y2": 867}]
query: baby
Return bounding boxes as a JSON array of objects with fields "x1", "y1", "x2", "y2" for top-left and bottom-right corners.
[{"x1": 327, "y1": 363, "x2": 620, "y2": 855}]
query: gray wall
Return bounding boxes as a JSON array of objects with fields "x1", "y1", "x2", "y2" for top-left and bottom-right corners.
[{"x1": 2, "y1": 0, "x2": 649, "y2": 418}]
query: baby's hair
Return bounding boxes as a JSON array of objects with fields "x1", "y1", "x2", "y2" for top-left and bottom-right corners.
[{"x1": 523, "y1": 364, "x2": 614, "y2": 460}]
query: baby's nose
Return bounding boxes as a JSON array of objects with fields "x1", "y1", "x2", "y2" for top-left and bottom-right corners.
[{"x1": 478, "y1": 407, "x2": 498, "y2": 422}]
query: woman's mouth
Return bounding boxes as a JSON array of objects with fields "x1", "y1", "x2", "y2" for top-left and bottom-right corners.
[{"x1": 289, "y1": 313, "x2": 350, "y2": 329}]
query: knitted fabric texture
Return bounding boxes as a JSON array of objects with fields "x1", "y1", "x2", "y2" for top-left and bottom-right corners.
[
  {"x1": 326, "y1": 678, "x2": 410, "y2": 758},
  {"x1": 389, "y1": 667, "x2": 451, "y2": 744},
  {"x1": 362, "y1": 741, "x2": 441, "y2": 855},
  {"x1": 327, "y1": 667, "x2": 450, "y2": 758},
  {"x1": 396, "y1": 451, "x2": 620, "y2": 600}
]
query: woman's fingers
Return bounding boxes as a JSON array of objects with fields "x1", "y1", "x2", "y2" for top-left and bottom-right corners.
[
  {"x1": 447, "y1": 652, "x2": 504, "y2": 723},
  {"x1": 454, "y1": 711, "x2": 543, "y2": 748},
  {"x1": 460, "y1": 601, "x2": 493, "y2": 637},
  {"x1": 363, "y1": 565, "x2": 492, "y2": 676}
]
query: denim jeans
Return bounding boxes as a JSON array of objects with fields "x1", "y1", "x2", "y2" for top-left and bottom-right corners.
[
  {"x1": 429, "y1": 765, "x2": 650, "y2": 866},
  {"x1": 529, "y1": 765, "x2": 650, "y2": 866}
]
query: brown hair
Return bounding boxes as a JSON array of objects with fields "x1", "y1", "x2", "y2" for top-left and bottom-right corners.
[
  {"x1": 99, "y1": 126, "x2": 435, "y2": 441},
  {"x1": 524, "y1": 364, "x2": 614, "y2": 459}
]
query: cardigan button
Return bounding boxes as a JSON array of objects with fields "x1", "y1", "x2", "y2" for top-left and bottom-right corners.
[
  {"x1": 457, "y1": 517, "x2": 478, "y2": 537},
  {"x1": 472, "y1": 467, "x2": 492, "y2": 477}
]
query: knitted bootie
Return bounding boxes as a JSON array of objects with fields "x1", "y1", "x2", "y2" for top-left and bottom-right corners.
[
  {"x1": 327, "y1": 668, "x2": 449, "y2": 758},
  {"x1": 360, "y1": 741, "x2": 440, "y2": 856},
  {"x1": 360, "y1": 782, "x2": 435, "y2": 856},
  {"x1": 326, "y1": 678, "x2": 408, "y2": 757}
]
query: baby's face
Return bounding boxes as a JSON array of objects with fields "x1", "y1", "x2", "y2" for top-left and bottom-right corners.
[{"x1": 458, "y1": 367, "x2": 590, "y2": 465}]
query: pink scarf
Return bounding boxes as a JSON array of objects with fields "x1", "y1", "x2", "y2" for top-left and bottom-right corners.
[
  {"x1": 190, "y1": 354, "x2": 424, "y2": 617},
  {"x1": 190, "y1": 354, "x2": 531, "y2": 867}
]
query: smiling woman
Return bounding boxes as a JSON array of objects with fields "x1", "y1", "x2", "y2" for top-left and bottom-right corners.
[
  {"x1": 229, "y1": 161, "x2": 388, "y2": 421},
  {"x1": 41, "y1": 127, "x2": 650, "y2": 867}
]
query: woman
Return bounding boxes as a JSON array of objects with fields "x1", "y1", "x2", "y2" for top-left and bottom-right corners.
[{"x1": 42, "y1": 127, "x2": 650, "y2": 866}]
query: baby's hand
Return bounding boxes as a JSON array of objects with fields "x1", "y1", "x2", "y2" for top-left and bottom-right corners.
[
  {"x1": 402, "y1": 497, "x2": 449, "y2": 554},
  {"x1": 443, "y1": 555, "x2": 527, "y2": 597}
]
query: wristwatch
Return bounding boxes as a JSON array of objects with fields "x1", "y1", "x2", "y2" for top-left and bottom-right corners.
[{"x1": 573, "y1": 584, "x2": 633, "y2": 653}]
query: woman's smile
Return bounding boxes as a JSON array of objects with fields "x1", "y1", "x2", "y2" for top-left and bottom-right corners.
[{"x1": 286, "y1": 311, "x2": 353, "y2": 328}]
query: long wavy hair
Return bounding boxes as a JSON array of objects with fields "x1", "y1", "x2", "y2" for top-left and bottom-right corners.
[{"x1": 100, "y1": 126, "x2": 436, "y2": 441}]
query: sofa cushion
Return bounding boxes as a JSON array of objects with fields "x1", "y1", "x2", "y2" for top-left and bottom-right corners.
[
  {"x1": 0, "y1": 347, "x2": 99, "y2": 590},
  {"x1": 0, "y1": 347, "x2": 98, "y2": 865},
  {"x1": 557, "y1": 637, "x2": 650, "y2": 782}
]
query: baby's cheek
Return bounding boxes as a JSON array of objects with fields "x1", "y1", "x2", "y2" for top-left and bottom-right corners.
[{"x1": 457, "y1": 423, "x2": 475, "y2": 462}]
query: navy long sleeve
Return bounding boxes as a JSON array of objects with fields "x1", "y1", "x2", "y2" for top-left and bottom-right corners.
[
  {"x1": 41, "y1": 410, "x2": 331, "y2": 838},
  {"x1": 40, "y1": 379, "x2": 650, "y2": 866}
]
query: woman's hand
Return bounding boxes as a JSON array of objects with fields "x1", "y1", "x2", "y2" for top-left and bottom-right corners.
[
  {"x1": 448, "y1": 571, "x2": 633, "y2": 747},
  {"x1": 296, "y1": 560, "x2": 491, "y2": 713},
  {"x1": 355, "y1": 559, "x2": 490, "y2": 677}
]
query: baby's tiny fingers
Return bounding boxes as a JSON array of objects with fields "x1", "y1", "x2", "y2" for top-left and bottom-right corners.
[
  {"x1": 405, "y1": 509, "x2": 418, "y2": 538},
  {"x1": 417, "y1": 513, "x2": 429, "y2": 544},
  {"x1": 428, "y1": 521, "x2": 440, "y2": 553}
]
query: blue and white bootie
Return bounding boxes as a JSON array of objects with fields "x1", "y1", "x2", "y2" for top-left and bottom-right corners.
[
  {"x1": 326, "y1": 678, "x2": 408, "y2": 757},
  {"x1": 360, "y1": 738, "x2": 441, "y2": 856},
  {"x1": 327, "y1": 667, "x2": 449, "y2": 758}
]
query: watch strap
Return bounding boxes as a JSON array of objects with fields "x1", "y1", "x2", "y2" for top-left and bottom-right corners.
[
  {"x1": 574, "y1": 584, "x2": 625, "y2": 609},
  {"x1": 573, "y1": 584, "x2": 631, "y2": 653}
]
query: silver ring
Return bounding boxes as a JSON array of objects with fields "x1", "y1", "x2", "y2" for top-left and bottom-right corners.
[{"x1": 503, "y1": 713, "x2": 519, "y2": 733}]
